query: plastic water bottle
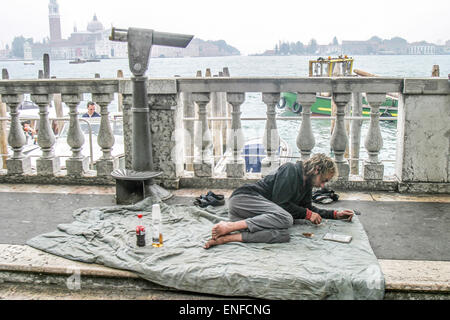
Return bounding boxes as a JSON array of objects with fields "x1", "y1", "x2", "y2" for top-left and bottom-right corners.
[{"x1": 152, "y1": 204, "x2": 163, "y2": 247}]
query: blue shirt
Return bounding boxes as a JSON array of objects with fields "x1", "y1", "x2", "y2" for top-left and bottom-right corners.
[{"x1": 82, "y1": 112, "x2": 101, "y2": 118}]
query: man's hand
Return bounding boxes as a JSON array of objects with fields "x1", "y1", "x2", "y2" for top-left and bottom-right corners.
[
  {"x1": 335, "y1": 210, "x2": 354, "y2": 222},
  {"x1": 309, "y1": 212, "x2": 322, "y2": 224}
]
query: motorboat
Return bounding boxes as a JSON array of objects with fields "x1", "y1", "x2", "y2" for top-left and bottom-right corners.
[
  {"x1": 69, "y1": 58, "x2": 87, "y2": 64},
  {"x1": 277, "y1": 56, "x2": 398, "y2": 118}
]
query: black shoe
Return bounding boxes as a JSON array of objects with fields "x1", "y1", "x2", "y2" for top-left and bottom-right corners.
[
  {"x1": 194, "y1": 194, "x2": 225, "y2": 207},
  {"x1": 206, "y1": 191, "x2": 224, "y2": 200}
]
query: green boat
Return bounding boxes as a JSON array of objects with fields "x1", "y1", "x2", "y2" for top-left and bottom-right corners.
[
  {"x1": 277, "y1": 56, "x2": 398, "y2": 118},
  {"x1": 277, "y1": 92, "x2": 398, "y2": 118}
]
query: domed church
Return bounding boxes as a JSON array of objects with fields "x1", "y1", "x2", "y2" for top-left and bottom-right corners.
[
  {"x1": 87, "y1": 14, "x2": 104, "y2": 33},
  {"x1": 31, "y1": 1, "x2": 128, "y2": 60}
]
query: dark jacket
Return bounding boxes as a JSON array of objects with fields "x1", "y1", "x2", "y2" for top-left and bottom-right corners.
[
  {"x1": 230, "y1": 162, "x2": 335, "y2": 219},
  {"x1": 82, "y1": 112, "x2": 100, "y2": 118}
]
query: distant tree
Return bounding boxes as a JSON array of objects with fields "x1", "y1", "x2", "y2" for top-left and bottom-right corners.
[
  {"x1": 307, "y1": 38, "x2": 318, "y2": 54},
  {"x1": 279, "y1": 41, "x2": 290, "y2": 55},
  {"x1": 273, "y1": 40, "x2": 304, "y2": 55},
  {"x1": 11, "y1": 36, "x2": 33, "y2": 58},
  {"x1": 293, "y1": 41, "x2": 304, "y2": 54}
]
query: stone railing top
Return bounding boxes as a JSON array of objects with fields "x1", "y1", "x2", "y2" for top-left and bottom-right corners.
[{"x1": 0, "y1": 77, "x2": 449, "y2": 95}]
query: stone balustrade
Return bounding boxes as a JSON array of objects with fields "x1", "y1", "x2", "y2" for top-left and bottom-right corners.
[{"x1": 0, "y1": 77, "x2": 448, "y2": 193}]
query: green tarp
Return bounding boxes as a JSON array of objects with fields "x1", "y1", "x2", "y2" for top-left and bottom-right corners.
[{"x1": 27, "y1": 197, "x2": 385, "y2": 299}]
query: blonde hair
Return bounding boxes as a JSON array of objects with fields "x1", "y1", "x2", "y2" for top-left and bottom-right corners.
[{"x1": 302, "y1": 153, "x2": 338, "y2": 181}]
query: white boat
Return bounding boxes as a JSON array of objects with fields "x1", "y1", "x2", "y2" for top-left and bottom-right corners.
[
  {"x1": 15, "y1": 95, "x2": 71, "y2": 120},
  {"x1": 214, "y1": 137, "x2": 292, "y2": 174}
]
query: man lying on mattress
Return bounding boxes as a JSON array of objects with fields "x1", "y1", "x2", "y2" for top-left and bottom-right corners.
[{"x1": 204, "y1": 153, "x2": 354, "y2": 249}]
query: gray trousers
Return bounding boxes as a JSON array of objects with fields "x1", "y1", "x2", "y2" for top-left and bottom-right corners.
[{"x1": 228, "y1": 193, "x2": 293, "y2": 244}]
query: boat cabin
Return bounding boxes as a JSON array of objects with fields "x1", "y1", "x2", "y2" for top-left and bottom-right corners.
[{"x1": 309, "y1": 56, "x2": 354, "y2": 77}]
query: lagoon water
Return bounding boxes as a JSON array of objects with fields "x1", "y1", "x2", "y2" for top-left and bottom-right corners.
[{"x1": 2, "y1": 55, "x2": 449, "y2": 176}]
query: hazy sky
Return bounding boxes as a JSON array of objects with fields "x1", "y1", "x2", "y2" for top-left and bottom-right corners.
[{"x1": 1, "y1": 0, "x2": 449, "y2": 55}]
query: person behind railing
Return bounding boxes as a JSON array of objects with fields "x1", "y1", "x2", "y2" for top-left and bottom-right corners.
[
  {"x1": 82, "y1": 101, "x2": 100, "y2": 118},
  {"x1": 21, "y1": 120, "x2": 37, "y2": 144},
  {"x1": 204, "y1": 153, "x2": 354, "y2": 249}
]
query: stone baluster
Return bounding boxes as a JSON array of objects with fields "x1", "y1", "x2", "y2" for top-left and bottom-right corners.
[
  {"x1": 296, "y1": 93, "x2": 316, "y2": 160},
  {"x1": 94, "y1": 94, "x2": 118, "y2": 176},
  {"x1": 261, "y1": 93, "x2": 281, "y2": 176},
  {"x1": 33, "y1": 94, "x2": 60, "y2": 175},
  {"x1": 4, "y1": 95, "x2": 31, "y2": 174},
  {"x1": 226, "y1": 93, "x2": 246, "y2": 178},
  {"x1": 64, "y1": 95, "x2": 89, "y2": 175},
  {"x1": 330, "y1": 93, "x2": 351, "y2": 180},
  {"x1": 192, "y1": 93, "x2": 213, "y2": 177},
  {"x1": 362, "y1": 93, "x2": 385, "y2": 180}
]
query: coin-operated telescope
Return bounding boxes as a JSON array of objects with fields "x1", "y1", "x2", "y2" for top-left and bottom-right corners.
[
  {"x1": 109, "y1": 27, "x2": 193, "y2": 204},
  {"x1": 110, "y1": 27, "x2": 193, "y2": 76},
  {"x1": 110, "y1": 27, "x2": 193, "y2": 172}
]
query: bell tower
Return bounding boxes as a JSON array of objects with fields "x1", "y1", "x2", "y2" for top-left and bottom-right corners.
[{"x1": 48, "y1": 0, "x2": 62, "y2": 41}]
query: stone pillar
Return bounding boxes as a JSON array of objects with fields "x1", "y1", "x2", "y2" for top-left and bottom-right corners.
[
  {"x1": 261, "y1": 93, "x2": 280, "y2": 176},
  {"x1": 362, "y1": 93, "x2": 385, "y2": 180},
  {"x1": 296, "y1": 93, "x2": 316, "y2": 160},
  {"x1": 95, "y1": 95, "x2": 118, "y2": 176},
  {"x1": 34, "y1": 94, "x2": 60, "y2": 175},
  {"x1": 64, "y1": 96, "x2": 89, "y2": 175},
  {"x1": 5, "y1": 95, "x2": 31, "y2": 174},
  {"x1": 149, "y1": 93, "x2": 182, "y2": 188},
  {"x1": 192, "y1": 93, "x2": 213, "y2": 177},
  {"x1": 396, "y1": 79, "x2": 450, "y2": 187},
  {"x1": 226, "y1": 93, "x2": 245, "y2": 178},
  {"x1": 330, "y1": 93, "x2": 351, "y2": 180}
]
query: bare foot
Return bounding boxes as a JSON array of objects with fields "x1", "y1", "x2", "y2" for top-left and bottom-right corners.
[
  {"x1": 203, "y1": 233, "x2": 243, "y2": 250},
  {"x1": 203, "y1": 237, "x2": 224, "y2": 249},
  {"x1": 211, "y1": 221, "x2": 234, "y2": 240}
]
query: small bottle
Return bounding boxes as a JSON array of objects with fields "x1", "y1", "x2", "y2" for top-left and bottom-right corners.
[
  {"x1": 136, "y1": 214, "x2": 146, "y2": 247},
  {"x1": 152, "y1": 204, "x2": 163, "y2": 247}
]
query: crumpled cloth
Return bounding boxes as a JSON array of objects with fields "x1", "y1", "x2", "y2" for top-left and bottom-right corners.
[{"x1": 27, "y1": 196, "x2": 385, "y2": 300}]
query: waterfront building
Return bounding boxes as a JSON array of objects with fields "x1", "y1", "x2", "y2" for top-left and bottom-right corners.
[
  {"x1": 28, "y1": 0, "x2": 238, "y2": 60},
  {"x1": 341, "y1": 40, "x2": 374, "y2": 55},
  {"x1": 408, "y1": 42, "x2": 437, "y2": 55}
]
